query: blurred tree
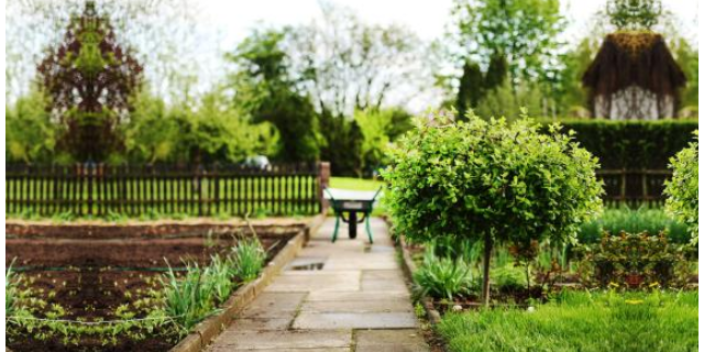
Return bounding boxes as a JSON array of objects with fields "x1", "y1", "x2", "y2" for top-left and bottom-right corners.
[
  {"x1": 290, "y1": 3, "x2": 425, "y2": 118},
  {"x1": 285, "y1": 3, "x2": 425, "y2": 175},
  {"x1": 227, "y1": 28, "x2": 322, "y2": 162},
  {"x1": 37, "y1": 1, "x2": 143, "y2": 161},
  {"x1": 6, "y1": 88, "x2": 58, "y2": 164},
  {"x1": 354, "y1": 108, "x2": 414, "y2": 175},
  {"x1": 606, "y1": 0, "x2": 662, "y2": 30},
  {"x1": 6, "y1": 0, "x2": 203, "y2": 105},
  {"x1": 171, "y1": 88, "x2": 280, "y2": 165},
  {"x1": 450, "y1": 0, "x2": 565, "y2": 90},
  {"x1": 123, "y1": 90, "x2": 180, "y2": 164},
  {"x1": 556, "y1": 37, "x2": 601, "y2": 117}
]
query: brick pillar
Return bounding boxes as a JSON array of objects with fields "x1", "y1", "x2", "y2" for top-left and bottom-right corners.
[{"x1": 318, "y1": 162, "x2": 331, "y2": 213}]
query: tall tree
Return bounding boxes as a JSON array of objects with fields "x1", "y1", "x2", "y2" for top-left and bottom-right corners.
[
  {"x1": 284, "y1": 3, "x2": 427, "y2": 175},
  {"x1": 227, "y1": 28, "x2": 321, "y2": 162},
  {"x1": 289, "y1": 3, "x2": 426, "y2": 119},
  {"x1": 37, "y1": 1, "x2": 143, "y2": 161},
  {"x1": 450, "y1": 0, "x2": 565, "y2": 87}
]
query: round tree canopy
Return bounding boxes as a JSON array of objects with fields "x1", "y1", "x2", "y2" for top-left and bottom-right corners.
[{"x1": 582, "y1": 32, "x2": 686, "y2": 119}]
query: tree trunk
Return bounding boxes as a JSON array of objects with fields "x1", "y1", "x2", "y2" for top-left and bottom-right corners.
[{"x1": 482, "y1": 233, "x2": 493, "y2": 306}]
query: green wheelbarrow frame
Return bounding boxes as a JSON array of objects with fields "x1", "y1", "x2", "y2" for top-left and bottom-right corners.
[{"x1": 324, "y1": 187, "x2": 383, "y2": 244}]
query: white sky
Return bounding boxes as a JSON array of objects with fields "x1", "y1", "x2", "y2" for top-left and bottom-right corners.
[{"x1": 199, "y1": 0, "x2": 699, "y2": 47}]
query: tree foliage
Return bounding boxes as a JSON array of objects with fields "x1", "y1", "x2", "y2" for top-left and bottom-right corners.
[
  {"x1": 607, "y1": 0, "x2": 662, "y2": 30},
  {"x1": 6, "y1": 89, "x2": 58, "y2": 164},
  {"x1": 37, "y1": 1, "x2": 143, "y2": 161},
  {"x1": 664, "y1": 131, "x2": 698, "y2": 243},
  {"x1": 123, "y1": 88, "x2": 279, "y2": 165},
  {"x1": 383, "y1": 110, "x2": 603, "y2": 303},
  {"x1": 227, "y1": 28, "x2": 321, "y2": 162},
  {"x1": 450, "y1": 0, "x2": 565, "y2": 86}
]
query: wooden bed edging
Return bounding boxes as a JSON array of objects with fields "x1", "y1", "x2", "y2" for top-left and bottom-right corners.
[{"x1": 169, "y1": 213, "x2": 326, "y2": 352}]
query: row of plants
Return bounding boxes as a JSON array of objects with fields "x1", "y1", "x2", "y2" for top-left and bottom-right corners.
[{"x1": 6, "y1": 238, "x2": 266, "y2": 349}]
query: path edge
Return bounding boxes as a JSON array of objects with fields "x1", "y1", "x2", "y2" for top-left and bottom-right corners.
[{"x1": 169, "y1": 213, "x2": 327, "y2": 352}]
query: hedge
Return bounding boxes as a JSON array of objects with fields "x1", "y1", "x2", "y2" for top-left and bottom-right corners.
[{"x1": 537, "y1": 119, "x2": 699, "y2": 170}]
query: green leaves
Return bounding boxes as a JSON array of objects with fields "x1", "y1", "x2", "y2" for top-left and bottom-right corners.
[
  {"x1": 383, "y1": 111, "x2": 603, "y2": 249},
  {"x1": 664, "y1": 131, "x2": 698, "y2": 244},
  {"x1": 413, "y1": 249, "x2": 475, "y2": 301}
]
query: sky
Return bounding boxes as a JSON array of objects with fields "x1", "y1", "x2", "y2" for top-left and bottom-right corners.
[
  {"x1": 198, "y1": 0, "x2": 699, "y2": 48},
  {"x1": 6, "y1": 0, "x2": 700, "y2": 110}
]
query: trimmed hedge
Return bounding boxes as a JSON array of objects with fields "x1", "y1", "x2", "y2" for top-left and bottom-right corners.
[{"x1": 538, "y1": 119, "x2": 698, "y2": 170}]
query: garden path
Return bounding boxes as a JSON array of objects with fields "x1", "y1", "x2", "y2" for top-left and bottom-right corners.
[{"x1": 206, "y1": 217, "x2": 429, "y2": 351}]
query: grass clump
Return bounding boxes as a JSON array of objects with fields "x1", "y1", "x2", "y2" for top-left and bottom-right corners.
[
  {"x1": 413, "y1": 249, "x2": 474, "y2": 301},
  {"x1": 578, "y1": 207, "x2": 690, "y2": 244},
  {"x1": 161, "y1": 236, "x2": 266, "y2": 334}
]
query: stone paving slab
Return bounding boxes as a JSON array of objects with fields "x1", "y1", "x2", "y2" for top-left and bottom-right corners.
[
  {"x1": 208, "y1": 330, "x2": 352, "y2": 350},
  {"x1": 293, "y1": 312, "x2": 419, "y2": 330},
  {"x1": 300, "y1": 299, "x2": 414, "y2": 313},
  {"x1": 205, "y1": 218, "x2": 428, "y2": 351}
]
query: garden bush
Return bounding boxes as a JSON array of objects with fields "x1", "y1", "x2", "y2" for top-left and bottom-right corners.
[
  {"x1": 384, "y1": 110, "x2": 603, "y2": 304},
  {"x1": 664, "y1": 131, "x2": 698, "y2": 243}
]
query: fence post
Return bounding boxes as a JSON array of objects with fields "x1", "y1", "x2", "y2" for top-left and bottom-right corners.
[{"x1": 318, "y1": 162, "x2": 331, "y2": 213}]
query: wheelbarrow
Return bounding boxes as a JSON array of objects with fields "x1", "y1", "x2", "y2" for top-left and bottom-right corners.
[{"x1": 324, "y1": 187, "x2": 383, "y2": 244}]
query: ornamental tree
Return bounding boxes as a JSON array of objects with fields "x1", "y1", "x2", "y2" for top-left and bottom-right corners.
[
  {"x1": 665, "y1": 131, "x2": 698, "y2": 244},
  {"x1": 37, "y1": 1, "x2": 143, "y2": 161},
  {"x1": 383, "y1": 110, "x2": 603, "y2": 305}
]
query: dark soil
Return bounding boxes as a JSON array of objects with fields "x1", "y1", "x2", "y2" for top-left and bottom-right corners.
[
  {"x1": 429, "y1": 286, "x2": 547, "y2": 314},
  {"x1": 6, "y1": 224, "x2": 297, "y2": 352}
]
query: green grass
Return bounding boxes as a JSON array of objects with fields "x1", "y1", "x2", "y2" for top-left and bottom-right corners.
[
  {"x1": 437, "y1": 290, "x2": 698, "y2": 352},
  {"x1": 329, "y1": 177, "x2": 385, "y2": 191}
]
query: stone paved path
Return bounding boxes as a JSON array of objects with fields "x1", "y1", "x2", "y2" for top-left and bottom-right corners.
[{"x1": 206, "y1": 217, "x2": 429, "y2": 352}]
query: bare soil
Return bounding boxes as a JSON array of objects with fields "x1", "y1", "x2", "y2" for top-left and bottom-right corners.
[{"x1": 6, "y1": 223, "x2": 296, "y2": 352}]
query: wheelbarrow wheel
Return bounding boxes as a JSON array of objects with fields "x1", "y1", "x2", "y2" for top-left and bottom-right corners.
[{"x1": 349, "y1": 231, "x2": 357, "y2": 239}]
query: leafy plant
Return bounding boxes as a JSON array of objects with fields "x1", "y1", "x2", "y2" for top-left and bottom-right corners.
[
  {"x1": 413, "y1": 249, "x2": 474, "y2": 301},
  {"x1": 6, "y1": 262, "x2": 19, "y2": 317},
  {"x1": 160, "y1": 262, "x2": 215, "y2": 334},
  {"x1": 384, "y1": 111, "x2": 603, "y2": 305},
  {"x1": 664, "y1": 131, "x2": 698, "y2": 244},
  {"x1": 231, "y1": 237, "x2": 266, "y2": 283}
]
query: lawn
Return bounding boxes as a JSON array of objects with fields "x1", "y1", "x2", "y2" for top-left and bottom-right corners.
[
  {"x1": 437, "y1": 290, "x2": 698, "y2": 352},
  {"x1": 329, "y1": 176, "x2": 385, "y2": 191}
]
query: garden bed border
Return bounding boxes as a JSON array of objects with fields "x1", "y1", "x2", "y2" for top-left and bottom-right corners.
[
  {"x1": 5, "y1": 215, "x2": 326, "y2": 352},
  {"x1": 385, "y1": 216, "x2": 446, "y2": 351},
  {"x1": 167, "y1": 213, "x2": 326, "y2": 352}
]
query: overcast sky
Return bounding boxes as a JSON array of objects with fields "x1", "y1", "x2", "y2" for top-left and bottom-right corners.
[{"x1": 198, "y1": 0, "x2": 699, "y2": 48}]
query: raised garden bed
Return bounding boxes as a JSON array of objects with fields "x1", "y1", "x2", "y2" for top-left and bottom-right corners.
[{"x1": 6, "y1": 216, "x2": 325, "y2": 352}]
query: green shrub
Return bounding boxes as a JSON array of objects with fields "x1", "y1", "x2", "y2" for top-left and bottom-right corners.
[
  {"x1": 664, "y1": 131, "x2": 698, "y2": 243},
  {"x1": 413, "y1": 249, "x2": 475, "y2": 301},
  {"x1": 384, "y1": 110, "x2": 602, "y2": 304},
  {"x1": 543, "y1": 119, "x2": 698, "y2": 170}
]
